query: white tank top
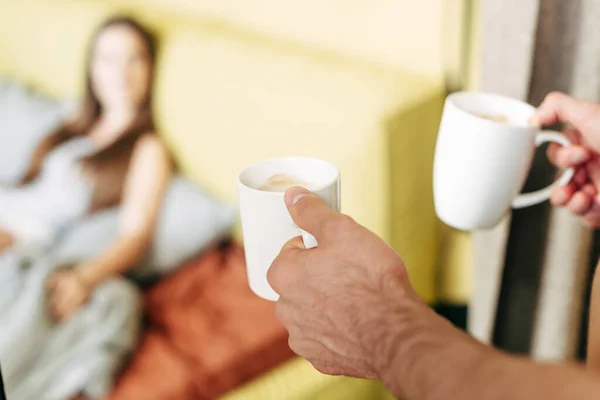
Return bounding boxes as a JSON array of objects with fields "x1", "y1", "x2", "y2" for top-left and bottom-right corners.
[{"x1": 0, "y1": 137, "x2": 96, "y2": 250}]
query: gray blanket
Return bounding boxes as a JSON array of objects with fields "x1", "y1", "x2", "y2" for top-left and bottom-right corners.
[{"x1": 0, "y1": 250, "x2": 141, "y2": 400}]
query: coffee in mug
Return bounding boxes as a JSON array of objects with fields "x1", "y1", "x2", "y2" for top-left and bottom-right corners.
[
  {"x1": 471, "y1": 112, "x2": 510, "y2": 124},
  {"x1": 258, "y1": 173, "x2": 314, "y2": 192}
]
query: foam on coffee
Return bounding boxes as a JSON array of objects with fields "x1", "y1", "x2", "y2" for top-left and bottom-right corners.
[
  {"x1": 472, "y1": 112, "x2": 509, "y2": 124},
  {"x1": 258, "y1": 173, "x2": 313, "y2": 192}
]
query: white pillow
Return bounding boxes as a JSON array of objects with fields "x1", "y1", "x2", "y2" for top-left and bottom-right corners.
[
  {"x1": 53, "y1": 177, "x2": 237, "y2": 279},
  {"x1": 0, "y1": 78, "x2": 74, "y2": 183}
]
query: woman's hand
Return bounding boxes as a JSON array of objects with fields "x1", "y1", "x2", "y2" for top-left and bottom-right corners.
[
  {"x1": 0, "y1": 228, "x2": 14, "y2": 252},
  {"x1": 535, "y1": 92, "x2": 600, "y2": 227},
  {"x1": 47, "y1": 269, "x2": 92, "y2": 322}
]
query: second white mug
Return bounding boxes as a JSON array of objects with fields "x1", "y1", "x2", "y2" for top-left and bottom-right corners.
[{"x1": 433, "y1": 92, "x2": 575, "y2": 230}]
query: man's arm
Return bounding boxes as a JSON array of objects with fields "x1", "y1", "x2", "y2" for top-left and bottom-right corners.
[
  {"x1": 380, "y1": 293, "x2": 600, "y2": 400},
  {"x1": 269, "y1": 187, "x2": 600, "y2": 400}
]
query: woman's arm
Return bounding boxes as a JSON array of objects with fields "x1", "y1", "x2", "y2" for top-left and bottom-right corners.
[
  {"x1": 49, "y1": 133, "x2": 171, "y2": 320},
  {"x1": 77, "y1": 133, "x2": 172, "y2": 286},
  {"x1": 587, "y1": 259, "x2": 600, "y2": 371}
]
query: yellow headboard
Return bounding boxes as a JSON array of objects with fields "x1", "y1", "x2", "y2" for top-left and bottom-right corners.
[{"x1": 0, "y1": 0, "x2": 447, "y2": 302}]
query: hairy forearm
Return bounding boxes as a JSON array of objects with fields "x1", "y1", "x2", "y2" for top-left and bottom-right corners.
[
  {"x1": 379, "y1": 298, "x2": 600, "y2": 400},
  {"x1": 76, "y1": 234, "x2": 149, "y2": 286}
]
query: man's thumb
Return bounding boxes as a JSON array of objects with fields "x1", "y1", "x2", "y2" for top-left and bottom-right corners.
[{"x1": 284, "y1": 186, "x2": 336, "y2": 239}]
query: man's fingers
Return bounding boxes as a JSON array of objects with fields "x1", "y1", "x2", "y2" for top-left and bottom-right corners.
[
  {"x1": 534, "y1": 91, "x2": 598, "y2": 130},
  {"x1": 267, "y1": 237, "x2": 307, "y2": 295},
  {"x1": 287, "y1": 336, "x2": 334, "y2": 364},
  {"x1": 280, "y1": 236, "x2": 306, "y2": 252},
  {"x1": 284, "y1": 186, "x2": 338, "y2": 240},
  {"x1": 310, "y1": 359, "x2": 377, "y2": 379},
  {"x1": 310, "y1": 360, "x2": 345, "y2": 377}
]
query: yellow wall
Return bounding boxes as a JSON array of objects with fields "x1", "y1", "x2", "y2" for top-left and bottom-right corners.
[
  {"x1": 466, "y1": 0, "x2": 482, "y2": 92},
  {"x1": 437, "y1": 0, "x2": 480, "y2": 303},
  {"x1": 109, "y1": 0, "x2": 451, "y2": 79},
  {"x1": 121, "y1": 0, "x2": 481, "y2": 305},
  {"x1": 0, "y1": 0, "x2": 450, "y2": 303},
  {"x1": 0, "y1": 0, "x2": 479, "y2": 304}
]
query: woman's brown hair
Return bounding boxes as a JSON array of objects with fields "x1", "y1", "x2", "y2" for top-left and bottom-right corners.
[{"x1": 21, "y1": 16, "x2": 158, "y2": 213}]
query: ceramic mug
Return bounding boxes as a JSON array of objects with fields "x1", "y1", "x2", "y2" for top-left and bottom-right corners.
[
  {"x1": 434, "y1": 91, "x2": 575, "y2": 230},
  {"x1": 237, "y1": 157, "x2": 340, "y2": 301}
]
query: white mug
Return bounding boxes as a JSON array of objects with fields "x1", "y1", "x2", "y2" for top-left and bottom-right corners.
[
  {"x1": 237, "y1": 157, "x2": 341, "y2": 301},
  {"x1": 434, "y1": 92, "x2": 575, "y2": 230}
]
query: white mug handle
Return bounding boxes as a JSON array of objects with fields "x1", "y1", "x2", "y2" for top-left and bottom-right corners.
[{"x1": 512, "y1": 130, "x2": 575, "y2": 209}]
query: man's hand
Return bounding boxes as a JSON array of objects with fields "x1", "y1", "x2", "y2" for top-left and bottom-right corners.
[
  {"x1": 268, "y1": 188, "x2": 600, "y2": 400},
  {"x1": 536, "y1": 92, "x2": 600, "y2": 226},
  {"x1": 267, "y1": 186, "x2": 422, "y2": 380}
]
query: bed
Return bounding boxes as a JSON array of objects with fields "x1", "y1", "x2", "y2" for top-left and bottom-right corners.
[{"x1": 109, "y1": 243, "x2": 295, "y2": 399}]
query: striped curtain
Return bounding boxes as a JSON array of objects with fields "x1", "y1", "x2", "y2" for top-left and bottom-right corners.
[{"x1": 469, "y1": 0, "x2": 600, "y2": 361}]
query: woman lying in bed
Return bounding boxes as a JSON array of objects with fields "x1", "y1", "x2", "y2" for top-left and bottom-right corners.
[{"x1": 0, "y1": 16, "x2": 171, "y2": 322}]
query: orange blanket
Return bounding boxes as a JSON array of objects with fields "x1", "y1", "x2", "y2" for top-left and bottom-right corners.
[{"x1": 109, "y1": 244, "x2": 294, "y2": 400}]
